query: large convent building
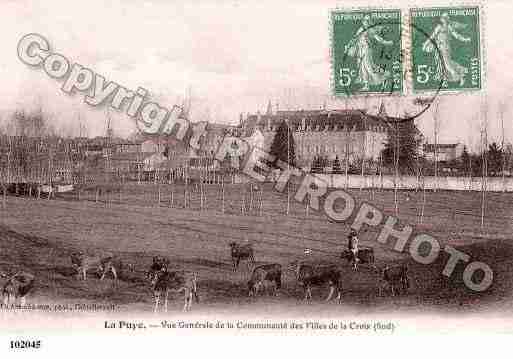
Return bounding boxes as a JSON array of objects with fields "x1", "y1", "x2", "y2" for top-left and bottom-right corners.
[{"x1": 239, "y1": 102, "x2": 392, "y2": 169}]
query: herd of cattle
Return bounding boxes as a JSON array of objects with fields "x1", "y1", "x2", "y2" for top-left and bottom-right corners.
[
  {"x1": 231, "y1": 242, "x2": 410, "y2": 303},
  {"x1": 1, "y1": 240, "x2": 410, "y2": 312}
]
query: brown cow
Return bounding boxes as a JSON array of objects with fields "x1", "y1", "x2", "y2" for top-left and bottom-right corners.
[
  {"x1": 229, "y1": 242, "x2": 255, "y2": 271},
  {"x1": 149, "y1": 265, "x2": 199, "y2": 312},
  {"x1": 289, "y1": 261, "x2": 342, "y2": 303},
  {"x1": 70, "y1": 252, "x2": 118, "y2": 281},
  {"x1": 377, "y1": 264, "x2": 410, "y2": 296},
  {"x1": 247, "y1": 264, "x2": 282, "y2": 296},
  {"x1": 1, "y1": 271, "x2": 35, "y2": 306}
]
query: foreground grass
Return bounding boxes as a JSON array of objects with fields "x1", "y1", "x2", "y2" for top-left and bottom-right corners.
[{"x1": 0, "y1": 187, "x2": 512, "y2": 314}]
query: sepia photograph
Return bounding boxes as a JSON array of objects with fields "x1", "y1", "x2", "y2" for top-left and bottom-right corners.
[{"x1": 0, "y1": 0, "x2": 512, "y2": 356}]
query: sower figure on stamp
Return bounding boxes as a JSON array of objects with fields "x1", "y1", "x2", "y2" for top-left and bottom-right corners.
[
  {"x1": 344, "y1": 14, "x2": 394, "y2": 91},
  {"x1": 348, "y1": 229, "x2": 360, "y2": 271},
  {"x1": 422, "y1": 12, "x2": 471, "y2": 86}
]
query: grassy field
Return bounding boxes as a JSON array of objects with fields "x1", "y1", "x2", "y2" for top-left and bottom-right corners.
[
  {"x1": 69, "y1": 181, "x2": 513, "y2": 241},
  {"x1": 1, "y1": 182, "x2": 513, "y2": 315}
]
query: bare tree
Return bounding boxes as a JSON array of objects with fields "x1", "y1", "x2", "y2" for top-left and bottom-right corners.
[
  {"x1": 433, "y1": 99, "x2": 440, "y2": 193},
  {"x1": 499, "y1": 102, "x2": 507, "y2": 192},
  {"x1": 480, "y1": 95, "x2": 488, "y2": 230}
]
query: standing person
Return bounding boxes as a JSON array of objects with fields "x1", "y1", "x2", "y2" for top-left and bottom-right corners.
[{"x1": 347, "y1": 229, "x2": 359, "y2": 271}]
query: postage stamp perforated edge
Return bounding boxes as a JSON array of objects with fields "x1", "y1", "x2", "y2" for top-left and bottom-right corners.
[
  {"x1": 407, "y1": 3, "x2": 485, "y2": 95},
  {"x1": 328, "y1": 2, "x2": 486, "y2": 99},
  {"x1": 329, "y1": 6, "x2": 404, "y2": 98}
]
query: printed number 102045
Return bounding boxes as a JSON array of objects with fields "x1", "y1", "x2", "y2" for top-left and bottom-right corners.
[{"x1": 10, "y1": 340, "x2": 41, "y2": 350}]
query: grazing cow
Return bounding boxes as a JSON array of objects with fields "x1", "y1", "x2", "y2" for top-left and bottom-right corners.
[
  {"x1": 229, "y1": 242, "x2": 255, "y2": 271},
  {"x1": 149, "y1": 266, "x2": 199, "y2": 312},
  {"x1": 289, "y1": 261, "x2": 342, "y2": 303},
  {"x1": 1, "y1": 271, "x2": 35, "y2": 306},
  {"x1": 341, "y1": 246, "x2": 375, "y2": 269},
  {"x1": 70, "y1": 252, "x2": 118, "y2": 281},
  {"x1": 247, "y1": 264, "x2": 282, "y2": 297},
  {"x1": 377, "y1": 264, "x2": 410, "y2": 296}
]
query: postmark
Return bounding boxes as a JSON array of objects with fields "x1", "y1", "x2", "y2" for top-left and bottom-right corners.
[
  {"x1": 331, "y1": 9, "x2": 403, "y2": 97},
  {"x1": 410, "y1": 6, "x2": 482, "y2": 93}
]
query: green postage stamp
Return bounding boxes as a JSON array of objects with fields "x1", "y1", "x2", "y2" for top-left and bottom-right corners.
[
  {"x1": 410, "y1": 6, "x2": 482, "y2": 93},
  {"x1": 330, "y1": 6, "x2": 482, "y2": 96},
  {"x1": 330, "y1": 9, "x2": 403, "y2": 96}
]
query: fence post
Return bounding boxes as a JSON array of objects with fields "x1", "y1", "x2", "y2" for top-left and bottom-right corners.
[
  {"x1": 184, "y1": 166, "x2": 188, "y2": 209},
  {"x1": 200, "y1": 170, "x2": 204, "y2": 211}
]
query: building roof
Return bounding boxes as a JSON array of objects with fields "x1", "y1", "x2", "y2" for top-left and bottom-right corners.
[
  {"x1": 110, "y1": 152, "x2": 151, "y2": 162},
  {"x1": 424, "y1": 143, "x2": 461, "y2": 152},
  {"x1": 243, "y1": 109, "x2": 390, "y2": 133}
]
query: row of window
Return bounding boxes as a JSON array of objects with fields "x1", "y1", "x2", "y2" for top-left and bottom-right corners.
[
  {"x1": 261, "y1": 125, "x2": 386, "y2": 133},
  {"x1": 298, "y1": 144, "x2": 354, "y2": 156}
]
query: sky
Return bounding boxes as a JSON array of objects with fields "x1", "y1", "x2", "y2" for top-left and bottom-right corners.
[{"x1": 0, "y1": 0, "x2": 512, "y2": 151}]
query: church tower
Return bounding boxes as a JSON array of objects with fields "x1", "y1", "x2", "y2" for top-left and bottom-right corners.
[
  {"x1": 266, "y1": 100, "x2": 273, "y2": 116},
  {"x1": 377, "y1": 101, "x2": 388, "y2": 118}
]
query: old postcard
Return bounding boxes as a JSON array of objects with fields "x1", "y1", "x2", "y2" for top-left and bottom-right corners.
[{"x1": 1, "y1": 0, "x2": 512, "y2": 356}]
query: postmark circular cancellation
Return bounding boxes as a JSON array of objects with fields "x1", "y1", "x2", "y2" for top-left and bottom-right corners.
[{"x1": 330, "y1": 6, "x2": 482, "y2": 123}]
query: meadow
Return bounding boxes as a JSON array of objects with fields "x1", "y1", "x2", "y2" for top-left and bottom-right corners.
[{"x1": 1, "y1": 182, "x2": 512, "y2": 315}]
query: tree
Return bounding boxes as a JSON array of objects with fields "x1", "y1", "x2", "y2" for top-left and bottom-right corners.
[
  {"x1": 459, "y1": 145, "x2": 471, "y2": 176},
  {"x1": 332, "y1": 155, "x2": 342, "y2": 174},
  {"x1": 269, "y1": 120, "x2": 295, "y2": 168},
  {"x1": 163, "y1": 144, "x2": 170, "y2": 158},
  {"x1": 381, "y1": 120, "x2": 421, "y2": 175},
  {"x1": 505, "y1": 143, "x2": 513, "y2": 175},
  {"x1": 310, "y1": 156, "x2": 320, "y2": 173},
  {"x1": 470, "y1": 152, "x2": 483, "y2": 177},
  {"x1": 310, "y1": 155, "x2": 328, "y2": 173},
  {"x1": 319, "y1": 156, "x2": 329, "y2": 171},
  {"x1": 487, "y1": 142, "x2": 503, "y2": 176}
]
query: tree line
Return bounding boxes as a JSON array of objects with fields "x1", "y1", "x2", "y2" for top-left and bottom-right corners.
[{"x1": 268, "y1": 119, "x2": 513, "y2": 177}]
